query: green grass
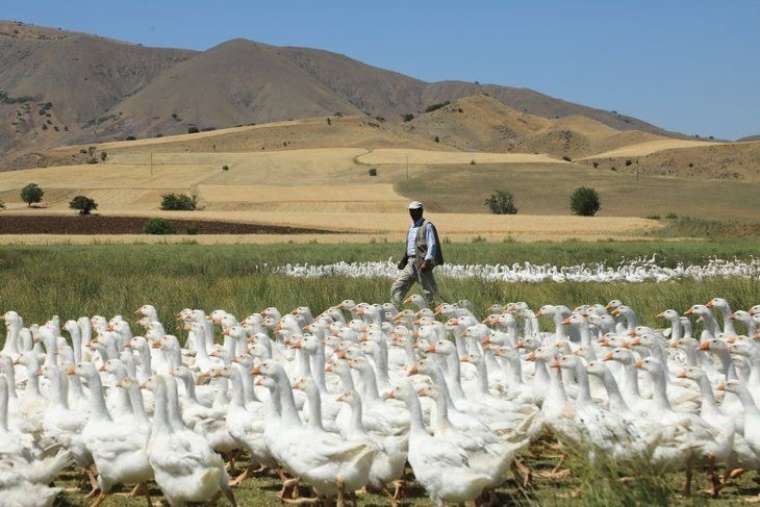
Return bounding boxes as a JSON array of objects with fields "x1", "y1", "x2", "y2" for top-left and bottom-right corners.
[
  {"x1": 395, "y1": 162, "x2": 760, "y2": 220},
  {"x1": 2, "y1": 242, "x2": 760, "y2": 338}
]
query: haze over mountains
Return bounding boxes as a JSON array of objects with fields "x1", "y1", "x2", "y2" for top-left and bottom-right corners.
[{"x1": 1, "y1": 20, "x2": 680, "y2": 167}]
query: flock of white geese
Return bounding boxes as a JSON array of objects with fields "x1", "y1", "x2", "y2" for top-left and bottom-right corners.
[{"x1": 2, "y1": 296, "x2": 760, "y2": 506}]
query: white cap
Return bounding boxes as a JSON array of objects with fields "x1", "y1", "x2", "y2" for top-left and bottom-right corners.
[{"x1": 408, "y1": 201, "x2": 424, "y2": 210}]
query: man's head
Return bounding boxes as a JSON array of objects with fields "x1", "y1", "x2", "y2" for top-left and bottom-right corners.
[{"x1": 408, "y1": 201, "x2": 424, "y2": 221}]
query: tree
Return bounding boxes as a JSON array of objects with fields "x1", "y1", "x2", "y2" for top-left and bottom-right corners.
[
  {"x1": 570, "y1": 187, "x2": 601, "y2": 216},
  {"x1": 21, "y1": 183, "x2": 44, "y2": 207},
  {"x1": 484, "y1": 191, "x2": 518, "y2": 215},
  {"x1": 69, "y1": 195, "x2": 98, "y2": 215},
  {"x1": 401, "y1": 113, "x2": 414, "y2": 122},
  {"x1": 160, "y1": 193, "x2": 196, "y2": 211}
]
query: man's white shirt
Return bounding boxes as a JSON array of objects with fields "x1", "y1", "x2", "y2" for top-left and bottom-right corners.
[{"x1": 406, "y1": 218, "x2": 436, "y2": 261}]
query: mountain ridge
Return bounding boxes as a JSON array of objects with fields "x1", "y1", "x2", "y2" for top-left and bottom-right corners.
[{"x1": 1, "y1": 20, "x2": 687, "y2": 167}]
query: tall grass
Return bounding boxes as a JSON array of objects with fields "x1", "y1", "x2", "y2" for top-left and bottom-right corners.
[{"x1": 2, "y1": 244, "x2": 760, "y2": 342}]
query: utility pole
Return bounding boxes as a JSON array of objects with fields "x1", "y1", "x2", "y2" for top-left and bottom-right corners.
[{"x1": 406, "y1": 154, "x2": 409, "y2": 180}]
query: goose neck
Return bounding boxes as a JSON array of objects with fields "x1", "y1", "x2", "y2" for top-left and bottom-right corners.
[
  {"x1": 84, "y1": 371, "x2": 112, "y2": 421},
  {"x1": 151, "y1": 380, "x2": 172, "y2": 435},
  {"x1": 274, "y1": 368, "x2": 302, "y2": 426}
]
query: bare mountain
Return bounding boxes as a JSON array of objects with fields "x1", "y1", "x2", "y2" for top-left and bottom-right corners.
[{"x1": 2, "y1": 20, "x2": 682, "y2": 167}]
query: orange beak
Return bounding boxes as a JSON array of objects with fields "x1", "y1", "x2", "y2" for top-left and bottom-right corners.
[
  {"x1": 603, "y1": 351, "x2": 614, "y2": 361},
  {"x1": 525, "y1": 351, "x2": 536, "y2": 361},
  {"x1": 560, "y1": 318, "x2": 572, "y2": 325},
  {"x1": 698, "y1": 341, "x2": 711, "y2": 351},
  {"x1": 406, "y1": 365, "x2": 419, "y2": 376},
  {"x1": 676, "y1": 369, "x2": 688, "y2": 379},
  {"x1": 250, "y1": 366, "x2": 261, "y2": 375},
  {"x1": 634, "y1": 359, "x2": 644, "y2": 369},
  {"x1": 550, "y1": 358, "x2": 560, "y2": 369}
]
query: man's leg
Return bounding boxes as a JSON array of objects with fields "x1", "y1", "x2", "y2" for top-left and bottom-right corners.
[
  {"x1": 418, "y1": 267, "x2": 439, "y2": 305},
  {"x1": 390, "y1": 263, "x2": 416, "y2": 305}
]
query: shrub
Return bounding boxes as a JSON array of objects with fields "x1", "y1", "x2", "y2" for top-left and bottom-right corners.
[
  {"x1": 645, "y1": 214, "x2": 661, "y2": 220},
  {"x1": 86, "y1": 157, "x2": 98, "y2": 164},
  {"x1": 143, "y1": 218, "x2": 175, "y2": 235},
  {"x1": 0, "y1": 200, "x2": 5, "y2": 209},
  {"x1": 100, "y1": 151, "x2": 108, "y2": 162},
  {"x1": 625, "y1": 160, "x2": 632, "y2": 166},
  {"x1": 562, "y1": 156, "x2": 572, "y2": 162},
  {"x1": 160, "y1": 193, "x2": 196, "y2": 211},
  {"x1": 21, "y1": 183, "x2": 44, "y2": 207},
  {"x1": 424, "y1": 101, "x2": 450, "y2": 113},
  {"x1": 434, "y1": 136, "x2": 440, "y2": 143},
  {"x1": 222, "y1": 165, "x2": 229, "y2": 171},
  {"x1": 326, "y1": 117, "x2": 332, "y2": 126},
  {"x1": 470, "y1": 160, "x2": 476, "y2": 165},
  {"x1": 375, "y1": 116, "x2": 386, "y2": 122},
  {"x1": 368, "y1": 168, "x2": 377, "y2": 177},
  {"x1": 401, "y1": 113, "x2": 414, "y2": 122},
  {"x1": 665, "y1": 212, "x2": 678, "y2": 219},
  {"x1": 570, "y1": 187, "x2": 601, "y2": 216},
  {"x1": 79, "y1": 149, "x2": 88, "y2": 154},
  {"x1": 484, "y1": 191, "x2": 518, "y2": 215},
  {"x1": 187, "y1": 126, "x2": 199, "y2": 134},
  {"x1": 69, "y1": 195, "x2": 98, "y2": 215},
  {"x1": 125, "y1": 135, "x2": 136, "y2": 141},
  {"x1": 186, "y1": 226, "x2": 199, "y2": 235},
  {"x1": 592, "y1": 162, "x2": 599, "y2": 168}
]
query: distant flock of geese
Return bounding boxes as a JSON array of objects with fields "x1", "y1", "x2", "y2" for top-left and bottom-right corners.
[
  {"x1": 278, "y1": 256, "x2": 760, "y2": 283},
  {"x1": 2, "y1": 295, "x2": 760, "y2": 506}
]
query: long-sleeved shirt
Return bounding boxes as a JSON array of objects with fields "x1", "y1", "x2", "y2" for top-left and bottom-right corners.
[{"x1": 406, "y1": 218, "x2": 436, "y2": 261}]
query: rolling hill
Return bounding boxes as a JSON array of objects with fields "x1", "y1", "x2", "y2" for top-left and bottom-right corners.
[{"x1": 2, "y1": 20, "x2": 678, "y2": 168}]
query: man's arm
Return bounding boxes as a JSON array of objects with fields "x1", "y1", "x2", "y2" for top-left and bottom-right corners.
[{"x1": 424, "y1": 223, "x2": 436, "y2": 262}]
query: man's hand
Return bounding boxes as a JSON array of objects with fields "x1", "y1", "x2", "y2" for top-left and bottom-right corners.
[{"x1": 420, "y1": 260, "x2": 430, "y2": 272}]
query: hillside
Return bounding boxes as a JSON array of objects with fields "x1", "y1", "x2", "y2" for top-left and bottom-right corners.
[
  {"x1": 1, "y1": 20, "x2": 681, "y2": 168},
  {"x1": 580, "y1": 140, "x2": 760, "y2": 180}
]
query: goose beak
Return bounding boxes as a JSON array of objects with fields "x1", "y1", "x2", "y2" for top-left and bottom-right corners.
[
  {"x1": 65, "y1": 365, "x2": 76, "y2": 376},
  {"x1": 684, "y1": 308, "x2": 694, "y2": 316},
  {"x1": 425, "y1": 344, "x2": 436, "y2": 353},
  {"x1": 382, "y1": 389, "x2": 396, "y2": 400},
  {"x1": 676, "y1": 369, "x2": 688, "y2": 379},
  {"x1": 335, "y1": 391, "x2": 349, "y2": 403},
  {"x1": 655, "y1": 312, "x2": 665, "y2": 319},
  {"x1": 525, "y1": 351, "x2": 536, "y2": 361},
  {"x1": 250, "y1": 366, "x2": 261, "y2": 375},
  {"x1": 406, "y1": 365, "x2": 419, "y2": 376},
  {"x1": 550, "y1": 358, "x2": 560, "y2": 369},
  {"x1": 611, "y1": 309, "x2": 621, "y2": 317},
  {"x1": 515, "y1": 340, "x2": 524, "y2": 349},
  {"x1": 604, "y1": 303, "x2": 614, "y2": 310},
  {"x1": 603, "y1": 351, "x2": 614, "y2": 361},
  {"x1": 698, "y1": 341, "x2": 711, "y2": 351},
  {"x1": 705, "y1": 302, "x2": 714, "y2": 308},
  {"x1": 634, "y1": 359, "x2": 644, "y2": 369},
  {"x1": 481, "y1": 336, "x2": 490, "y2": 346},
  {"x1": 716, "y1": 383, "x2": 726, "y2": 392},
  {"x1": 560, "y1": 318, "x2": 572, "y2": 325}
]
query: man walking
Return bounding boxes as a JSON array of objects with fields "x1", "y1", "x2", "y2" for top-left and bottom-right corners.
[{"x1": 391, "y1": 201, "x2": 444, "y2": 306}]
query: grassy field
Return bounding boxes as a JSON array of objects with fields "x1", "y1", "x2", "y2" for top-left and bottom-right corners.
[
  {"x1": 395, "y1": 163, "x2": 760, "y2": 219},
  {"x1": 5, "y1": 241, "x2": 760, "y2": 506},
  {"x1": 3, "y1": 241, "x2": 760, "y2": 336}
]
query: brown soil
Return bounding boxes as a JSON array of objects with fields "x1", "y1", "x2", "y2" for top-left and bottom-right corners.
[{"x1": 0, "y1": 215, "x2": 335, "y2": 235}]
